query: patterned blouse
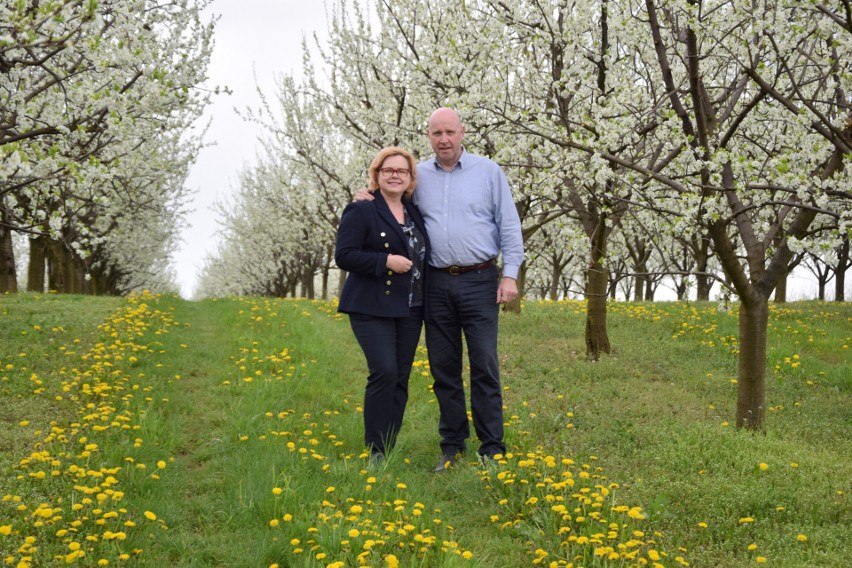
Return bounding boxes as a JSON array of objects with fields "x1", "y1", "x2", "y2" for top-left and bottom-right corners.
[{"x1": 401, "y1": 211, "x2": 426, "y2": 308}]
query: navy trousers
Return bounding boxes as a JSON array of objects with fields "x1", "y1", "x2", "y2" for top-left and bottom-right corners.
[
  {"x1": 349, "y1": 308, "x2": 423, "y2": 454},
  {"x1": 426, "y1": 265, "x2": 505, "y2": 457}
]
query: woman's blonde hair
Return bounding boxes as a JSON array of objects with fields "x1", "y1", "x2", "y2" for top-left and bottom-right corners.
[{"x1": 368, "y1": 146, "x2": 417, "y2": 198}]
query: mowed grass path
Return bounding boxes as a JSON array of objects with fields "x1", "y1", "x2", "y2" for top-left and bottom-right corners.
[{"x1": 1, "y1": 293, "x2": 850, "y2": 567}]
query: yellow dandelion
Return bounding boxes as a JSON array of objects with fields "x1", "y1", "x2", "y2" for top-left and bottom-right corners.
[
  {"x1": 797, "y1": 534, "x2": 808, "y2": 542},
  {"x1": 759, "y1": 463, "x2": 768, "y2": 471},
  {"x1": 385, "y1": 554, "x2": 399, "y2": 568},
  {"x1": 272, "y1": 487, "x2": 283, "y2": 495},
  {"x1": 756, "y1": 557, "x2": 767, "y2": 563},
  {"x1": 269, "y1": 519, "x2": 279, "y2": 527},
  {"x1": 144, "y1": 511, "x2": 157, "y2": 521}
]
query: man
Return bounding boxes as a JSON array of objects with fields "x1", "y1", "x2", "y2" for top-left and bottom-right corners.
[
  {"x1": 356, "y1": 107, "x2": 524, "y2": 471},
  {"x1": 418, "y1": 107, "x2": 524, "y2": 471}
]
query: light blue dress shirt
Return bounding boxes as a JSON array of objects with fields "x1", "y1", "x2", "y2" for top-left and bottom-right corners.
[{"x1": 414, "y1": 149, "x2": 524, "y2": 279}]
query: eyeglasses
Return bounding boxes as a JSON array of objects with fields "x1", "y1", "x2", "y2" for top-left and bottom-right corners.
[{"x1": 379, "y1": 167, "x2": 411, "y2": 178}]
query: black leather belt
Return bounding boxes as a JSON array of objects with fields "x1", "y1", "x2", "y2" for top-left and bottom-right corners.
[{"x1": 433, "y1": 259, "x2": 497, "y2": 275}]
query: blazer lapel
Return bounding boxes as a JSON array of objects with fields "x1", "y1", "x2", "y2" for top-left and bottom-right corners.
[{"x1": 373, "y1": 192, "x2": 407, "y2": 248}]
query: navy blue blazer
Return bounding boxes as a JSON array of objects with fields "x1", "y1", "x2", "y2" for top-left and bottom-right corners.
[{"x1": 335, "y1": 192, "x2": 430, "y2": 318}]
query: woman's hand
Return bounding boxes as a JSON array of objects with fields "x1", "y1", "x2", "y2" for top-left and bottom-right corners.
[{"x1": 386, "y1": 254, "x2": 413, "y2": 273}]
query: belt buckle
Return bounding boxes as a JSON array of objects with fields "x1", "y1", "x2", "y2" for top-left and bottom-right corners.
[{"x1": 448, "y1": 265, "x2": 462, "y2": 275}]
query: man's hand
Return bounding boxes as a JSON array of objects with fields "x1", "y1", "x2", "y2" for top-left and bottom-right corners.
[
  {"x1": 353, "y1": 188, "x2": 376, "y2": 202},
  {"x1": 496, "y1": 277, "x2": 518, "y2": 304}
]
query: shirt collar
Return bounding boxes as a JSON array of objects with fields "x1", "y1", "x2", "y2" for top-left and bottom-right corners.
[{"x1": 431, "y1": 147, "x2": 467, "y2": 171}]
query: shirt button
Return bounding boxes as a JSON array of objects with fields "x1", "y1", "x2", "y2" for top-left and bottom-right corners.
[
  {"x1": 386, "y1": 280, "x2": 392, "y2": 285},
  {"x1": 384, "y1": 243, "x2": 390, "y2": 248},
  {"x1": 385, "y1": 291, "x2": 391, "y2": 296}
]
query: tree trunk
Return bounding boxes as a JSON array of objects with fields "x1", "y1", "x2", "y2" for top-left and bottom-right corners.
[
  {"x1": 633, "y1": 274, "x2": 645, "y2": 302},
  {"x1": 0, "y1": 203, "x2": 17, "y2": 293},
  {"x1": 548, "y1": 259, "x2": 563, "y2": 301},
  {"x1": 28, "y1": 236, "x2": 48, "y2": 292},
  {"x1": 773, "y1": 269, "x2": 788, "y2": 303},
  {"x1": 836, "y1": 236, "x2": 849, "y2": 302},
  {"x1": 47, "y1": 239, "x2": 84, "y2": 293},
  {"x1": 675, "y1": 276, "x2": 688, "y2": 300},
  {"x1": 585, "y1": 219, "x2": 611, "y2": 360},
  {"x1": 321, "y1": 265, "x2": 329, "y2": 300},
  {"x1": 645, "y1": 281, "x2": 656, "y2": 301},
  {"x1": 736, "y1": 295, "x2": 768, "y2": 431},
  {"x1": 337, "y1": 268, "x2": 347, "y2": 299},
  {"x1": 693, "y1": 238, "x2": 712, "y2": 301}
]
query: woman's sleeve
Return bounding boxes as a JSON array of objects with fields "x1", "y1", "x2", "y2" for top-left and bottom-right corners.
[{"x1": 335, "y1": 202, "x2": 387, "y2": 276}]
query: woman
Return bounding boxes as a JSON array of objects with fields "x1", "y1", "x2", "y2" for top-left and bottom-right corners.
[{"x1": 335, "y1": 147, "x2": 429, "y2": 464}]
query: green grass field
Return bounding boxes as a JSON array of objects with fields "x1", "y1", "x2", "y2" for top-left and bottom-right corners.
[{"x1": 1, "y1": 293, "x2": 849, "y2": 567}]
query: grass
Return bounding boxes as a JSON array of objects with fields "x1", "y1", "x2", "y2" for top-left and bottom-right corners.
[{"x1": 0, "y1": 292, "x2": 849, "y2": 567}]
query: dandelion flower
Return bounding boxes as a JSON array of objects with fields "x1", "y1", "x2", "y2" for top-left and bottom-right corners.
[
  {"x1": 144, "y1": 511, "x2": 157, "y2": 521},
  {"x1": 759, "y1": 463, "x2": 768, "y2": 471},
  {"x1": 797, "y1": 534, "x2": 808, "y2": 542}
]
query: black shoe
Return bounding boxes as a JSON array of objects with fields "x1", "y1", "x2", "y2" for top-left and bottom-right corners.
[
  {"x1": 478, "y1": 453, "x2": 499, "y2": 467},
  {"x1": 433, "y1": 452, "x2": 461, "y2": 473}
]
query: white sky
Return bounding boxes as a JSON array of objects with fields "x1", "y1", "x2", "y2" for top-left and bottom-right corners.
[{"x1": 174, "y1": 0, "x2": 330, "y2": 298}]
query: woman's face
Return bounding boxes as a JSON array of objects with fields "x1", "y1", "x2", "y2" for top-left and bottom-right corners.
[{"x1": 376, "y1": 155, "x2": 411, "y2": 198}]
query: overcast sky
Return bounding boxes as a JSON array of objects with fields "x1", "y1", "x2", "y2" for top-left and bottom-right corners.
[{"x1": 174, "y1": 1, "x2": 330, "y2": 298}]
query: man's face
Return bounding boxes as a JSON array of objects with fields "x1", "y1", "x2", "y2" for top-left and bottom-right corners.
[{"x1": 427, "y1": 110, "x2": 465, "y2": 168}]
